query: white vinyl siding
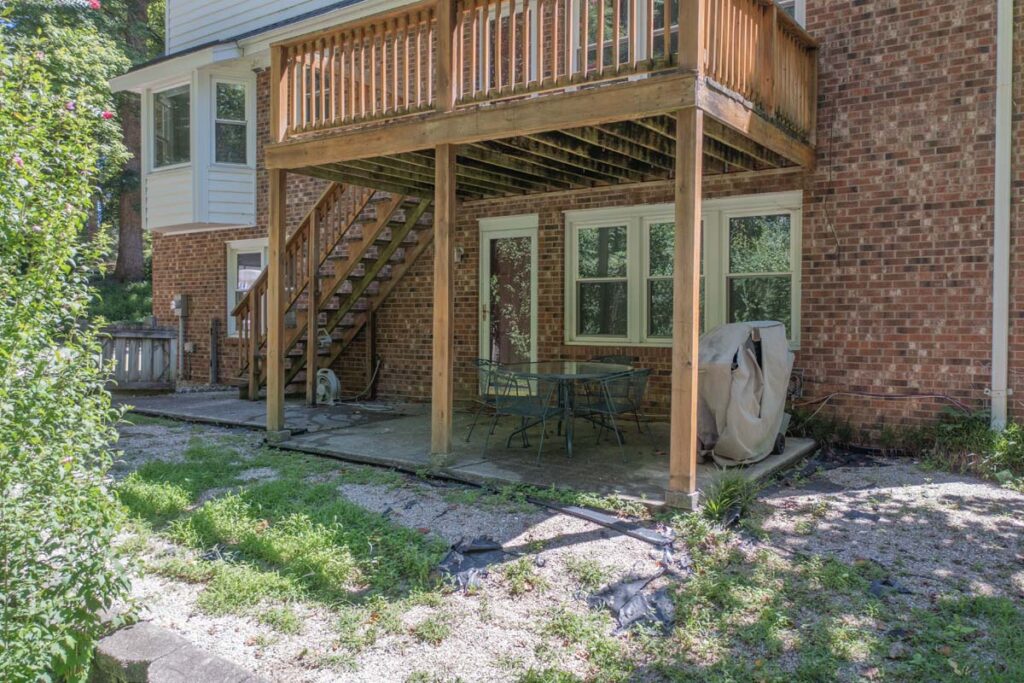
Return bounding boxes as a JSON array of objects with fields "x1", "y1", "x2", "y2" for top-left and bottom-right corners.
[
  {"x1": 207, "y1": 166, "x2": 256, "y2": 225},
  {"x1": 167, "y1": 0, "x2": 347, "y2": 53},
  {"x1": 564, "y1": 191, "x2": 802, "y2": 348},
  {"x1": 145, "y1": 166, "x2": 194, "y2": 230}
]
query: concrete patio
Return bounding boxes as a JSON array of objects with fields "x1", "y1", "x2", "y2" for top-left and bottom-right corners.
[{"x1": 121, "y1": 391, "x2": 816, "y2": 507}]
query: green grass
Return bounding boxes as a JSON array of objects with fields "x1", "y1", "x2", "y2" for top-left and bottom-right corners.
[
  {"x1": 502, "y1": 557, "x2": 549, "y2": 596},
  {"x1": 411, "y1": 613, "x2": 452, "y2": 645},
  {"x1": 117, "y1": 474, "x2": 192, "y2": 522},
  {"x1": 543, "y1": 608, "x2": 631, "y2": 681},
  {"x1": 121, "y1": 412, "x2": 185, "y2": 428},
  {"x1": 90, "y1": 277, "x2": 152, "y2": 324},
  {"x1": 700, "y1": 472, "x2": 762, "y2": 523},
  {"x1": 117, "y1": 436, "x2": 447, "y2": 624},
  {"x1": 259, "y1": 606, "x2": 303, "y2": 634},
  {"x1": 562, "y1": 556, "x2": 611, "y2": 592}
]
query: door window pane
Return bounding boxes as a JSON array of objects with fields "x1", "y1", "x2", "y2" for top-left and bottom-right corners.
[
  {"x1": 234, "y1": 252, "x2": 262, "y2": 307},
  {"x1": 153, "y1": 85, "x2": 190, "y2": 167},
  {"x1": 578, "y1": 225, "x2": 628, "y2": 278},
  {"x1": 578, "y1": 281, "x2": 628, "y2": 336},
  {"x1": 728, "y1": 214, "x2": 790, "y2": 273},
  {"x1": 488, "y1": 236, "x2": 533, "y2": 365}
]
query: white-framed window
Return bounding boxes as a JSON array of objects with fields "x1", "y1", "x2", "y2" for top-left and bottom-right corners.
[
  {"x1": 777, "y1": 0, "x2": 806, "y2": 26},
  {"x1": 564, "y1": 191, "x2": 802, "y2": 347},
  {"x1": 213, "y1": 80, "x2": 248, "y2": 165},
  {"x1": 226, "y1": 238, "x2": 267, "y2": 336},
  {"x1": 152, "y1": 84, "x2": 190, "y2": 168}
]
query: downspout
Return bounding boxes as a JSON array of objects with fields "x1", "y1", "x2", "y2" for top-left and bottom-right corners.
[{"x1": 990, "y1": 0, "x2": 1013, "y2": 430}]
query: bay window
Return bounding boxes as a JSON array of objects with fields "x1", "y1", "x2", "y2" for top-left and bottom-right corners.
[
  {"x1": 214, "y1": 81, "x2": 248, "y2": 165},
  {"x1": 564, "y1": 191, "x2": 802, "y2": 347},
  {"x1": 152, "y1": 84, "x2": 190, "y2": 168}
]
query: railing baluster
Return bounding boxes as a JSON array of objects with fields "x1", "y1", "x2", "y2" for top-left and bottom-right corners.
[{"x1": 614, "y1": 0, "x2": 621, "y2": 71}]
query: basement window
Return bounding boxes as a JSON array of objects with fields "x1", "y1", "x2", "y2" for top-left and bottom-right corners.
[
  {"x1": 226, "y1": 238, "x2": 267, "y2": 336},
  {"x1": 152, "y1": 84, "x2": 190, "y2": 168},
  {"x1": 564, "y1": 191, "x2": 802, "y2": 348}
]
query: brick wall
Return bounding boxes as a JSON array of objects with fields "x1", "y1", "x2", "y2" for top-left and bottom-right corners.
[{"x1": 151, "y1": 0, "x2": 1017, "y2": 439}]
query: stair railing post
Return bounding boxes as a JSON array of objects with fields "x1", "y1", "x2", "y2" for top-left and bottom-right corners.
[{"x1": 306, "y1": 208, "x2": 320, "y2": 405}]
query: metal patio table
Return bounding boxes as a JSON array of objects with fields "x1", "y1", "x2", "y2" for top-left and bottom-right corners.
[{"x1": 502, "y1": 360, "x2": 633, "y2": 458}]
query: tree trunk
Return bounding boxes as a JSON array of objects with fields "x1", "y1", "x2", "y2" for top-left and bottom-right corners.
[
  {"x1": 112, "y1": 0, "x2": 153, "y2": 282},
  {"x1": 113, "y1": 92, "x2": 144, "y2": 281}
]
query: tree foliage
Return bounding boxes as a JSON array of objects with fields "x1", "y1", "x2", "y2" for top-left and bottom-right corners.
[{"x1": 0, "y1": 3, "x2": 132, "y2": 680}]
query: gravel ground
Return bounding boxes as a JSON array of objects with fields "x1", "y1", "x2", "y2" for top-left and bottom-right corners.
[
  {"x1": 114, "y1": 420, "x2": 665, "y2": 682},
  {"x1": 113, "y1": 422, "x2": 1024, "y2": 681},
  {"x1": 759, "y1": 455, "x2": 1024, "y2": 605}
]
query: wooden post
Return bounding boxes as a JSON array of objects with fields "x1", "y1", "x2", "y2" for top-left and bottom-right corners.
[
  {"x1": 667, "y1": 107, "x2": 702, "y2": 510},
  {"x1": 305, "y1": 208, "x2": 320, "y2": 405},
  {"x1": 267, "y1": 169, "x2": 287, "y2": 433},
  {"x1": 431, "y1": 143, "x2": 457, "y2": 456},
  {"x1": 270, "y1": 46, "x2": 288, "y2": 142},
  {"x1": 678, "y1": 0, "x2": 705, "y2": 73},
  {"x1": 436, "y1": 0, "x2": 457, "y2": 111}
]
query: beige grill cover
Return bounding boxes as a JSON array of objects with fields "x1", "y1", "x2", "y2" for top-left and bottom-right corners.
[{"x1": 696, "y1": 321, "x2": 794, "y2": 466}]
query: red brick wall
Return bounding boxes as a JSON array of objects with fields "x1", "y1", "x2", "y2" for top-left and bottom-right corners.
[{"x1": 151, "y1": 1, "x2": 1017, "y2": 439}]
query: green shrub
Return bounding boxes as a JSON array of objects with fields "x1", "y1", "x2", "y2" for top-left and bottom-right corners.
[
  {"x1": 90, "y1": 277, "x2": 152, "y2": 324},
  {"x1": 0, "y1": 10, "x2": 131, "y2": 681},
  {"x1": 701, "y1": 472, "x2": 761, "y2": 523}
]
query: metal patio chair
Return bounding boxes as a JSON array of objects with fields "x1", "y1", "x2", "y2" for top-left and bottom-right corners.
[
  {"x1": 579, "y1": 368, "x2": 654, "y2": 455},
  {"x1": 483, "y1": 367, "x2": 561, "y2": 464},
  {"x1": 465, "y1": 358, "x2": 499, "y2": 442}
]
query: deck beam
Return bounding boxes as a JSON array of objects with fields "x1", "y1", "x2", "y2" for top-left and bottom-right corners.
[{"x1": 266, "y1": 73, "x2": 697, "y2": 169}]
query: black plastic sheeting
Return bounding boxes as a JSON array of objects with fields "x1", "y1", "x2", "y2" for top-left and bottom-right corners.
[
  {"x1": 588, "y1": 572, "x2": 676, "y2": 634},
  {"x1": 437, "y1": 537, "x2": 510, "y2": 591}
]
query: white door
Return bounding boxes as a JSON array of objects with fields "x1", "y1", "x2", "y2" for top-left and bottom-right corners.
[{"x1": 479, "y1": 215, "x2": 539, "y2": 366}]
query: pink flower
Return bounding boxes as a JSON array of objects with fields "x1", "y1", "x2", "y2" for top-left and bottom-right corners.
[
  {"x1": 34, "y1": 51, "x2": 45, "y2": 60},
  {"x1": 88, "y1": 0, "x2": 101, "y2": 9},
  {"x1": 101, "y1": 110, "x2": 114, "y2": 120},
  {"x1": 11, "y1": 154, "x2": 23, "y2": 168},
  {"x1": 65, "y1": 101, "x2": 76, "y2": 111}
]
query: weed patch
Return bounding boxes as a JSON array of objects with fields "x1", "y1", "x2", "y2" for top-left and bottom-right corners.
[
  {"x1": 502, "y1": 557, "x2": 549, "y2": 596},
  {"x1": 563, "y1": 556, "x2": 611, "y2": 592}
]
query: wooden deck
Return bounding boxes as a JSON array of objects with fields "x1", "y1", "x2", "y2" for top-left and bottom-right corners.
[{"x1": 252, "y1": 0, "x2": 820, "y2": 508}]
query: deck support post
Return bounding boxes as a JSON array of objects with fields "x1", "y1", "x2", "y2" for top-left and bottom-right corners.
[
  {"x1": 305, "y1": 206, "x2": 320, "y2": 405},
  {"x1": 267, "y1": 168, "x2": 287, "y2": 433},
  {"x1": 431, "y1": 143, "x2": 457, "y2": 458},
  {"x1": 667, "y1": 107, "x2": 703, "y2": 510}
]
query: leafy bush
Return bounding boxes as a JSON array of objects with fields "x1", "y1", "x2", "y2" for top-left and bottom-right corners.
[
  {"x1": 927, "y1": 410, "x2": 1024, "y2": 489},
  {"x1": 0, "y1": 9, "x2": 131, "y2": 682},
  {"x1": 89, "y1": 277, "x2": 152, "y2": 324}
]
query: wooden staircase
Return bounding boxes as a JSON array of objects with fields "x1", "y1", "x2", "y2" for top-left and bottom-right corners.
[{"x1": 232, "y1": 183, "x2": 434, "y2": 400}]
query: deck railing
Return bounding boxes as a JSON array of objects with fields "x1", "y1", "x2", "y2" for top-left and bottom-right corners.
[{"x1": 272, "y1": 0, "x2": 817, "y2": 141}]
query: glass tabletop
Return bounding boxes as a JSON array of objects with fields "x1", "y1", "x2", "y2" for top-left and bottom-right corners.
[{"x1": 501, "y1": 360, "x2": 634, "y2": 380}]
